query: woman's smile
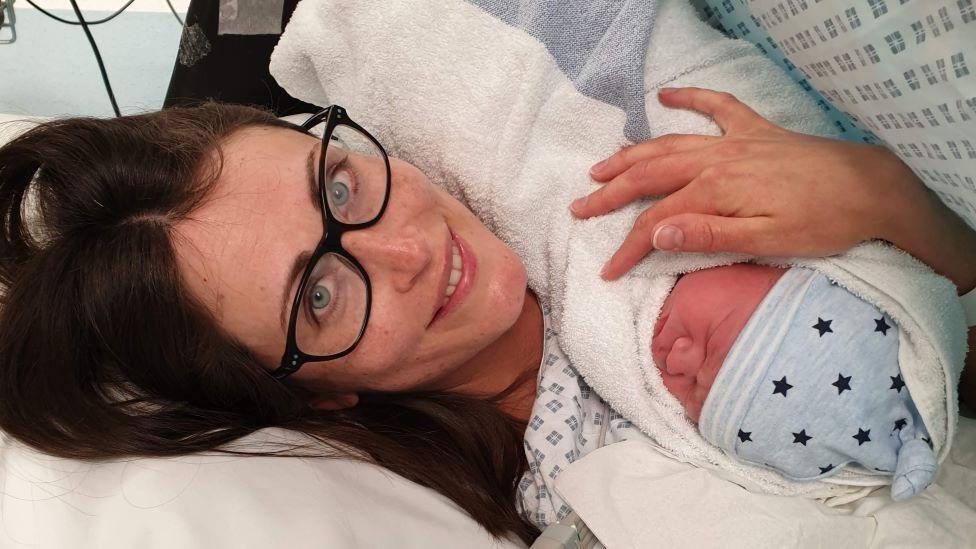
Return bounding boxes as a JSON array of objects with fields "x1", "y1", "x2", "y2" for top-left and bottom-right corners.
[{"x1": 429, "y1": 228, "x2": 476, "y2": 327}]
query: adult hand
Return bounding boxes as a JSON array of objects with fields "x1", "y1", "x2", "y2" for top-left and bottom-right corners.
[{"x1": 570, "y1": 87, "x2": 926, "y2": 281}]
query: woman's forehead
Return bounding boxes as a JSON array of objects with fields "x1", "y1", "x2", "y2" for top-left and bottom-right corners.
[{"x1": 172, "y1": 127, "x2": 323, "y2": 356}]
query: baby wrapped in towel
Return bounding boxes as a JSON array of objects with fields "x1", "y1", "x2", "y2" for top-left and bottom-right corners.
[{"x1": 653, "y1": 264, "x2": 938, "y2": 501}]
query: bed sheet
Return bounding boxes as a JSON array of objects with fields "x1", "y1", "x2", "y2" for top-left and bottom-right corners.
[{"x1": 555, "y1": 417, "x2": 976, "y2": 548}]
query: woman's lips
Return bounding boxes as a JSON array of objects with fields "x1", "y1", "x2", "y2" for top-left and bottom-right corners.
[{"x1": 429, "y1": 230, "x2": 475, "y2": 327}]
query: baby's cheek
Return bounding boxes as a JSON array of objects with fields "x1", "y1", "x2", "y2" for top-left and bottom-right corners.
[
  {"x1": 659, "y1": 372, "x2": 693, "y2": 408},
  {"x1": 685, "y1": 383, "x2": 713, "y2": 424}
]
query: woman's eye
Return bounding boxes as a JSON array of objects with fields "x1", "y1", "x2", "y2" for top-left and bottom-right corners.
[
  {"x1": 325, "y1": 157, "x2": 357, "y2": 211},
  {"x1": 327, "y1": 179, "x2": 350, "y2": 206},
  {"x1": 308, "y1": 284, "x2": 332, "y2": 312}
]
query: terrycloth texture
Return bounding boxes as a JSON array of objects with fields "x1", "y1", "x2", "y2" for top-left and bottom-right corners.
[
  {"x1": 467, "y1": 0, "x2": 656, "y2": 141},
  {"x1": 270, "y1": 0, "x2": 968, "y2": 499},
  {"x1": 700, "y1": 268, "x2": 937, "y2": 500}
]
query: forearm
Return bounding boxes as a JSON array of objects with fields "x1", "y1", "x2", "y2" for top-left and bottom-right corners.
[
  {"x1": 879, "y1": 178, "x2": 976, "y2": 407},
  {"x1": 881, "y1": 181, "x2": 976, "y2": 294},
  {"x1": 963, "y1": 329, "x2": 976, "y2": 412}
]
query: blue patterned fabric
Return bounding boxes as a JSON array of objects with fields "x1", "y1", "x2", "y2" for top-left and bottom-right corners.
[
  {"x1": 700, "y1": 267, "x2": 937, "y2": 500},
  {"x1": 466, "y1": 0, "x2": 658, "y2": 141},
  {"x1": 517, "y1": 303, "x2": 645, "y2": 529},
  {"x1": 691, "y1": 0, "x2": 976, "y2": 229},
  {"x1": 690, "y1": 0, "x2": 877, "y2": 144}
]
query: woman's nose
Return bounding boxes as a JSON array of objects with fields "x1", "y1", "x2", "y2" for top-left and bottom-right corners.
[
  {"x1": 341, "y1": 225, "x2": 433, "y2": 293},
  {"x1": 664, "y1": 336, "x2": 704, "y2": 376}
]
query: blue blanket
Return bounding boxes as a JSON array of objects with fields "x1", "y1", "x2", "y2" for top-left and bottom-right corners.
[{"x1": 468, "y1": 0, "x2": 657, "y2": 141}]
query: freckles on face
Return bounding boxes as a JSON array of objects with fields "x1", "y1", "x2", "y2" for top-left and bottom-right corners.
[
  {"x1": 173, "y1": 127, "x2": 323, "y2": 361},
  {"x1": 174, "y1": 125, "x2": 529, "y2": 398}
]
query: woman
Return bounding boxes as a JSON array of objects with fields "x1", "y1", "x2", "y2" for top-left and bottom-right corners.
[
  {"x1": 0, "y1": 102, "x2": 542, "y2": 543},
  {"x1": 0, "y1": 89, "x2": 972, "y2": 545}
]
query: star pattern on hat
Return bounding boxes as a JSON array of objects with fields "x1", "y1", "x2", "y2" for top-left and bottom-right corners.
[
  {"x1": 832, "y1": 373, "x2": 852, "y2": 394},
  {"x1": 792, "y1": 429, "x2": 813, "y2": 446},
  {"x1": 889, "y1": 374, "x2": 905, "y2": 393},
  {"x1": 772, "y1": 376, "x2": 793, "y2": 397},
  {"x1": 812, "y1": 317, "x2": 833, "y2": 337},
  {"x1": 874, "y1": 316, "x2": 891, "y2": 336},
  {"x1": 730, "y1": 295, "x2": 911, "y2": 484}
]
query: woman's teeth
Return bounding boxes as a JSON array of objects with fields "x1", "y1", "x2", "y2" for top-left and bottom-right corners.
[{"x1": 444, "y1": 242, "x2": 461, "y2": 300}]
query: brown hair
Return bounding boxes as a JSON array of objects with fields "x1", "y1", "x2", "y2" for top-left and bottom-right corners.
[{"x1": 0, "y1": 104, "x2": 538, "y2": 544}]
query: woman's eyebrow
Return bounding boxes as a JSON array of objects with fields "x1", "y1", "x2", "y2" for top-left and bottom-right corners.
[
  {"x1": 281, "y1": 250, "x2": 314, "y2": 330},
  {"x1": 279, "y1": 144, "x2": 325, "y2": 330},
  {"x1": 307, "y1": 143, "x2": 322, "y2": 212}
]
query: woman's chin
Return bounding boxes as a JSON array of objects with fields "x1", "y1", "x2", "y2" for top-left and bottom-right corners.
[{"x1": 484, "y1": 251, "x2": 529, "y2": 327}]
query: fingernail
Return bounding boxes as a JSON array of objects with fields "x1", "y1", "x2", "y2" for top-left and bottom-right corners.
[
  {"x1": 659, "y1": 87, "x2": 677, "y2": 96},
  {"x1": 590, "y1": 159, "x2": 608, "y2": 176},
  {"x1": 600, "y1": 262, "x2": 611, "y2": 279},
  {"x1": 652, "y1": 225, "x2": 683, "y2": 251},
  {"x1": 571, "y1": 196, "x2": 588, "y2": 214}
]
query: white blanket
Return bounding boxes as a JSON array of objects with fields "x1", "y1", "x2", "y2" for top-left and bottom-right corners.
[
  {"x1": 555, "y1": 417, "x2": 976, "y2": 548},
  {"x1": 271, "y1": 0, "x2": 969, "y2": 502}
]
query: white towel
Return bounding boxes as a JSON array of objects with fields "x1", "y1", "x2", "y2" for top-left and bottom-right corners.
[{"x1": 270, "y1": 0, "x2": 968, "y2": 498}]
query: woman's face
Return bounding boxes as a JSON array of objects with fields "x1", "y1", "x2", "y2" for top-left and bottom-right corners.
[{"x1": 173, "y1": 125, "x2": 528, "y2": 406}]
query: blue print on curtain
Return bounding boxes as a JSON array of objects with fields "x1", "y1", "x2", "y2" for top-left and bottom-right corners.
[{"x1": 690, "y1": 0, "x2": 877, "y2": 144}]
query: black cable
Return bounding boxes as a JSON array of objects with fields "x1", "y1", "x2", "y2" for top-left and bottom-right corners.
[
  {"x1": 164, "y1": 0, "x2": 184, "y2": 27},
  {"x1": 68, "y1": 0, "x2": 121, "y2": 117},
  {"x1": 25, "y1": 0, "x2": 137, "y2": 25}
]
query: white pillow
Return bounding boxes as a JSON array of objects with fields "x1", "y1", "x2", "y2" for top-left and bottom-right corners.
[
  {"x1": 0, "y1": 114, "x2": 45, "y2": 145},
  {"x1": 0, "y1": 429, "x2": 521, "y2": 548}
]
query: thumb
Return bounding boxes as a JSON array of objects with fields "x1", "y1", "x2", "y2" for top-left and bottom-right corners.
[{"x1": 651, "y1": 214, "x2": 769, "y2": 255}]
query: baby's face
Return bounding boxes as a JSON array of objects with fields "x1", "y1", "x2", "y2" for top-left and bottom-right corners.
[{"x1": 652, "y1": 264, "x2": 786, "y2": 422}]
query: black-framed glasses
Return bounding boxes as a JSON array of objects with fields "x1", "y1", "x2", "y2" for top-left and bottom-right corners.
[{"x1": 271, "y1": 106, "x2": 392, "y2": 380}]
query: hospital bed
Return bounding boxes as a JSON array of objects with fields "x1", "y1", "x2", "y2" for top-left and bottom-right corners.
[{"x1": 2, "y1": 1, "x2": 975, "y2": 547}]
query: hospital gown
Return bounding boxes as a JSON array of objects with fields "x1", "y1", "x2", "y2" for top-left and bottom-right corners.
[{"x1": 517, "y1": 304, "x2": 648, "y2": 529}]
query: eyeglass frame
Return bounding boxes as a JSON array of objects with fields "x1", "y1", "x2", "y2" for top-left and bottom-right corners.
[{"x1": 271, "y1": 105, "x2": 392, "y2": 380}]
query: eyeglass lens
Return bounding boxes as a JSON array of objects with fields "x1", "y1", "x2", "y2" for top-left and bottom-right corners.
[
  {"x1": 321, "y1": 125, "x2": 387, "y2": 225},
  {"x1": 293, "y1": 123, "x2": 386, "y2": 356}
]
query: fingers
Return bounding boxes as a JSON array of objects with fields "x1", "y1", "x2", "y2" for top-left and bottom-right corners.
[
  {"x1": 657, "y1": 87, "x2": 765, "y2": 135},
  {"x1": 588, "y1": 88, "x2": 768, "y2": 182},
  {"x1": 572, "y1": 151, "x2": 708, "y2": 218},
  {"x1": 601, "y1": 210, "x2": 773, "y2": 281},
  {"x1": 598, "y1": 186, "x2": 718, "y2": 280},
  {"x1": 590, "y1": 133, "x2": 718, "y2": 182}
]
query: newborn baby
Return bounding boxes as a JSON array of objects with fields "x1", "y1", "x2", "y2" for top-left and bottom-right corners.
[{"x1": 653, "y1": 264, "x2": 938, "y2": 501}]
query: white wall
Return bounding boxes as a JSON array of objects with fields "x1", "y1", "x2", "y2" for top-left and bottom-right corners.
[
  {"x1": 0, "y1": 0, "x2": 190, "y2": 117},
  {"x1": 15, "y1": 0, "x2": 190, "y2": 12}
]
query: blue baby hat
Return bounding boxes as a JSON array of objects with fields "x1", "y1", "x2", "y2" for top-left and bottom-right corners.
[{"x1": 698, "y1": 267, "x2": 937, "y2": 501}]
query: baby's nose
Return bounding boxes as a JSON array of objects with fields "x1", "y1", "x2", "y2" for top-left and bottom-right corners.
[{"x1": 665, "y1": 337, "x2": 704, "y2": 376}]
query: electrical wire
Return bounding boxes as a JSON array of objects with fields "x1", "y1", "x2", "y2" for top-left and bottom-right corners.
[
  {"x1": 68, "y1": 0, "x2": 121, "y2": 117},
  {"x1": 27, "y1": 1, "x2": 185, "y2": 116},
  {"x1": 164, "y1": 0, "x2": 184, "y2": 27},
  {"x1": 24, "y1": 0, "x2": 137, "y2": 25}
]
